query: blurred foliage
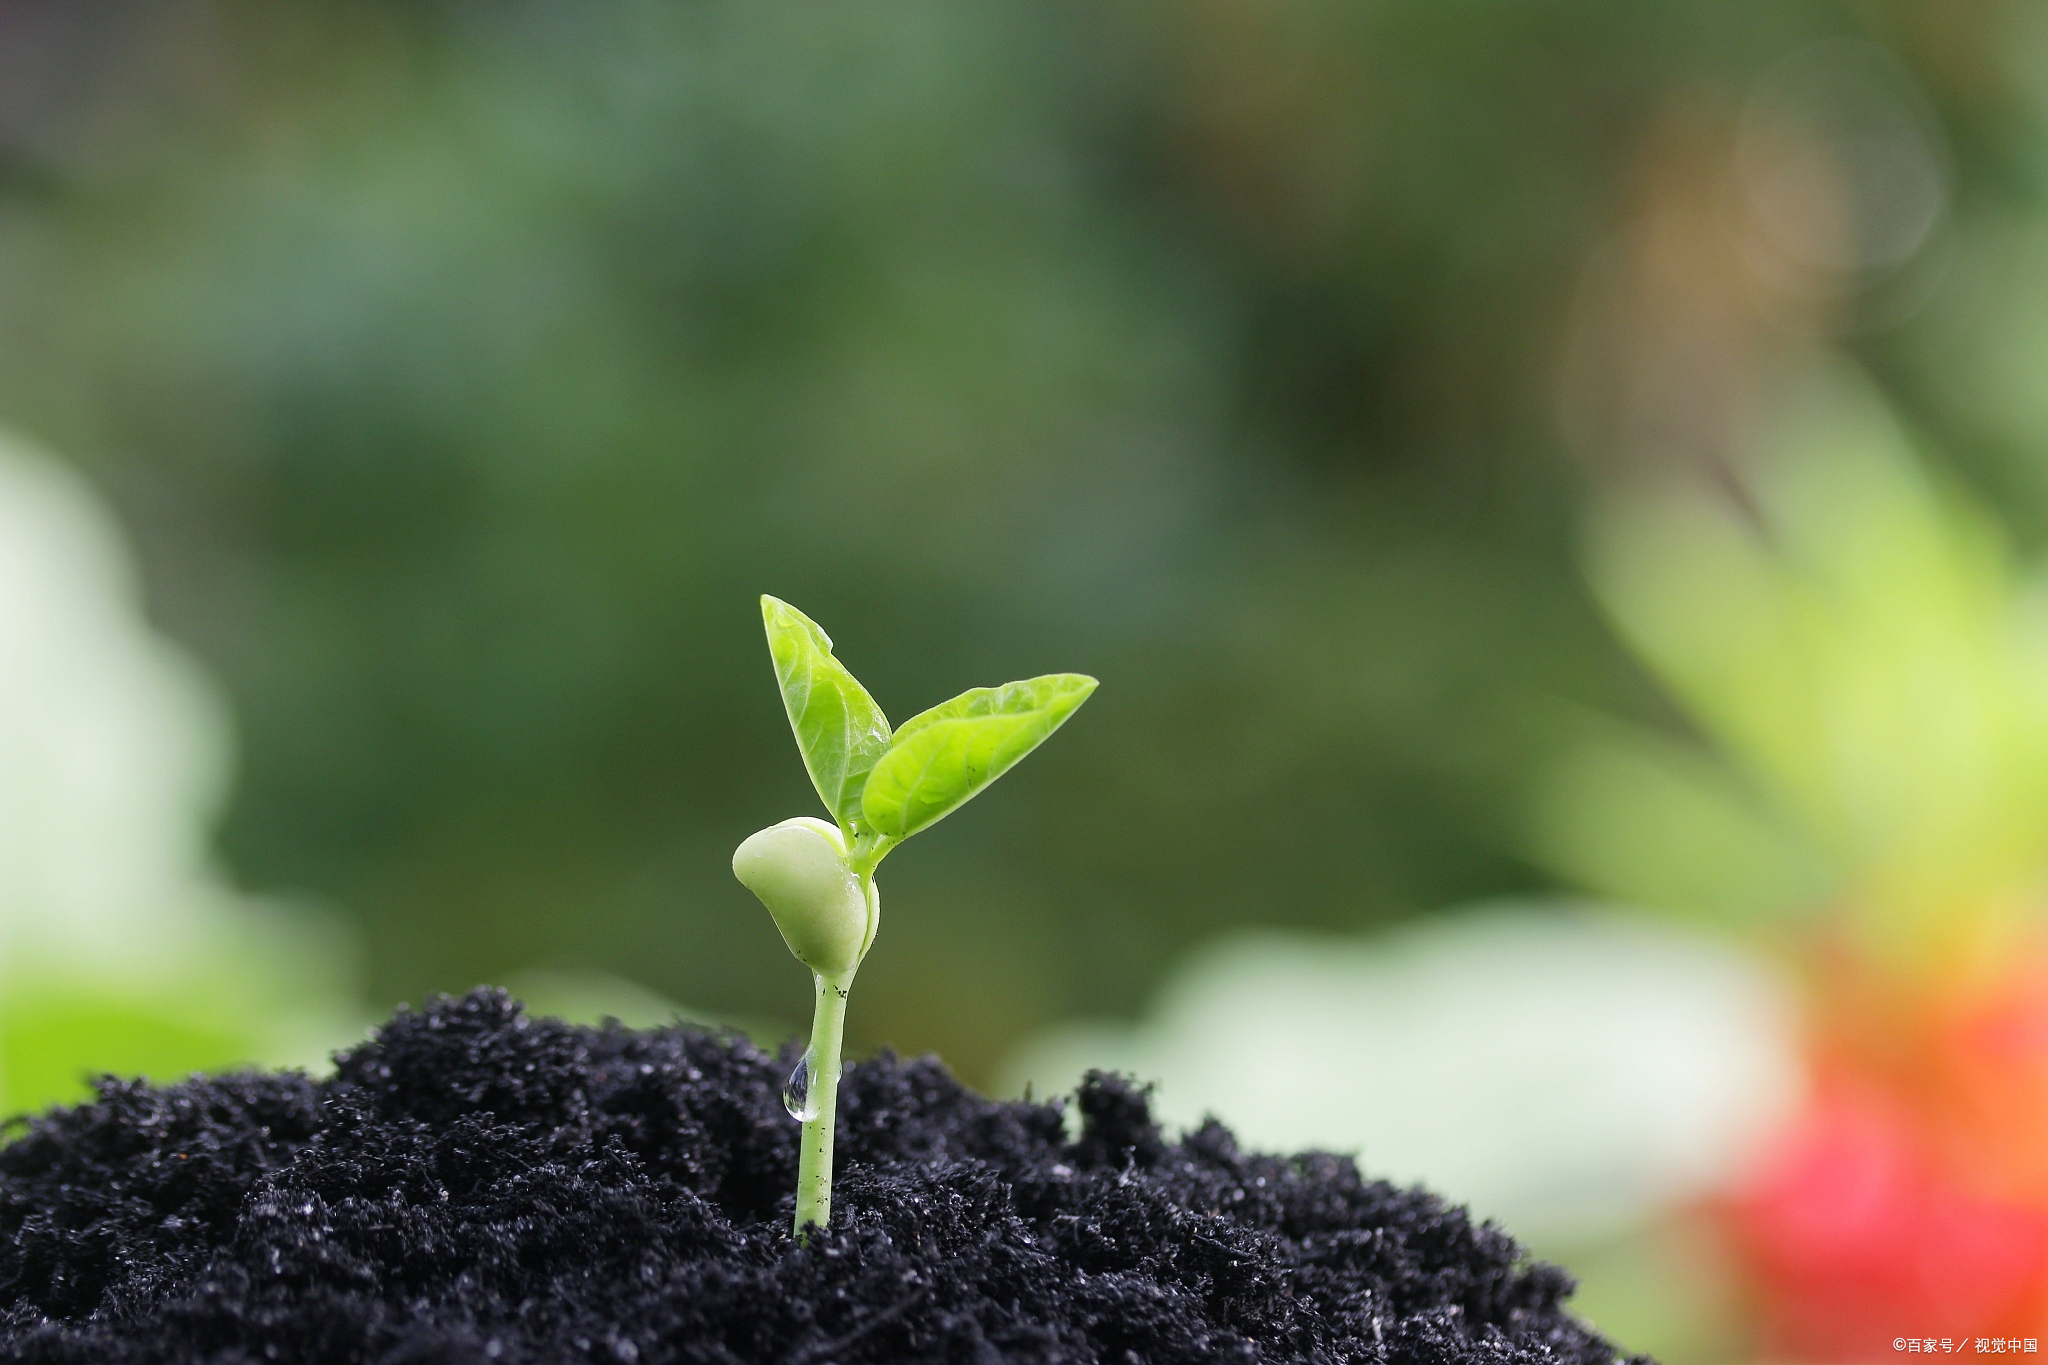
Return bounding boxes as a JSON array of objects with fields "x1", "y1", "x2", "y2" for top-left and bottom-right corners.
[
  {"x1": 1535, "y1": 373, "x2": 2048, "y2": 1356},
  {"x1": 0, "y1": 0, "x2": 2038, "y2": 1085},
  {"x1": 1537, "y1": 371, "x2": 2048, "y2": 969},
  {"x1": 0, "y1": 433, "x2": 359, "y2": 1115}
]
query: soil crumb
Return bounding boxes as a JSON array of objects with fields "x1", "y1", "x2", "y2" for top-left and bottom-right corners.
[{"x1": 0, "y1": 989, "x2": 1640, "y2": 1364}]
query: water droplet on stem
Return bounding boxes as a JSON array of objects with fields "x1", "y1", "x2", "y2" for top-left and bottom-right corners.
[{"x1": 783, "y1": 1049, "x2": 820, "y2": 1122}]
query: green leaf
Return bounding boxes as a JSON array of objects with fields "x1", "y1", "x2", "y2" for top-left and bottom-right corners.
[
  {"x1": 861, "y1": 674, "x2": 1096, "y2": 839},
  {"x1": 761, "y1": 596, "x2": 892, "y2": 831}
]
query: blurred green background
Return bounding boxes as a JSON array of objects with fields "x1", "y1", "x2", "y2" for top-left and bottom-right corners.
[{"x1": 0, "y1": 0, "x2": 2034, "y2": 1083}]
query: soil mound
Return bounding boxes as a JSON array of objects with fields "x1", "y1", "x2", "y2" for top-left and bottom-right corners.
[{"x1": 0, "y1": 989, "x2": 1638, "y2": 1364}]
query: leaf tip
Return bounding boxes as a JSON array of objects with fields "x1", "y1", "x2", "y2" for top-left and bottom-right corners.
[
  {"x1": 1045, "y1": 673, "x2": 1098, "y2": 712},
  {"x1": 761, "y1": 594, "x2": 832, "y2": 651}
]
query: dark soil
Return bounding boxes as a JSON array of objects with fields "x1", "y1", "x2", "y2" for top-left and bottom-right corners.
[{"x1": 0, "y1": 989, "x2": 1640, "y2": 1364}]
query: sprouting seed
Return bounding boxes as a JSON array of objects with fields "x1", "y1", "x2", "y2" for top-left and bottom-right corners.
[{"x1": 732, "y1": 595, "x2": 1095, "y2": 1239}]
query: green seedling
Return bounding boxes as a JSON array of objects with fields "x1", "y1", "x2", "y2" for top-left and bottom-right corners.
[{"x1": 733, "y1": 595, "x2": 1096, "y2": 1239}]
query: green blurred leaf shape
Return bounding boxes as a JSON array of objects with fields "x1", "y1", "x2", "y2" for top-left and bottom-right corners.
[
  {"x1": 763, "y1": 596, "x2": 892, "y2": 832},
  {"x1": 0, "y1": 987, "x2": 251, "y2": 1117},
  {"x1": 862, "y1": 674, "x2": 1096, "y2": 840},
  {"x1": 1576, "y1": 369, "x2": 2048, "y2": 958}
]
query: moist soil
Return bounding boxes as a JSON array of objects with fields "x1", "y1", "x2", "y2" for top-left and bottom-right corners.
[{"x1": 0, "y1": 989, "x2": 1642, "y2": 1364}]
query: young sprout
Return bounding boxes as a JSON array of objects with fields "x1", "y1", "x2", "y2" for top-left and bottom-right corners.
[{"x1": 733, "y1": 595, "x2": 1096, "y2": 1239}]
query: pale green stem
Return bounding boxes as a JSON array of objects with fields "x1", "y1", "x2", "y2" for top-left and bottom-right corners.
[
  {"x1": 847, "y1": 830, "x2": 892, "y2": 880},
  {"x1": 794, "y1": 966, "x2": 852, "y2": 1239}
]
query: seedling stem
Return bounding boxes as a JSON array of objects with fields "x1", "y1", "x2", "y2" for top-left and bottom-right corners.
[{"x1": 794, "y1": 967, "x2": 852, "y2": 1231}]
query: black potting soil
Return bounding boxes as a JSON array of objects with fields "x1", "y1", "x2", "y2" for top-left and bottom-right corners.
[{"x1": 0, "y1": 989, "x2": 1640, "y2": 1365}]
